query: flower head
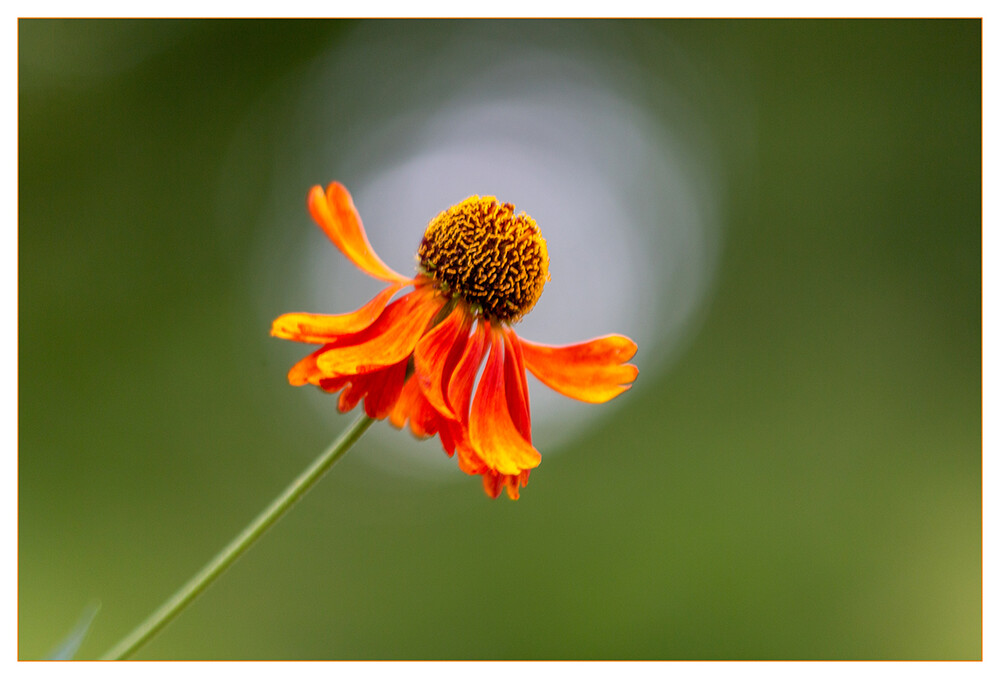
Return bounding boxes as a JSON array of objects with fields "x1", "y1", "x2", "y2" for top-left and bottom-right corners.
[
  {"x1": 272, "y1": 182, "x2": 638, "y2": 499},
  {"x1": 419, "y1": 196, "x2": 549, "y2": 322}
]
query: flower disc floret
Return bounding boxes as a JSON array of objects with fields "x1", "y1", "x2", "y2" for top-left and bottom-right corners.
[{"x1": 418, "y1": 196, "x2": 550, "y2": 322}]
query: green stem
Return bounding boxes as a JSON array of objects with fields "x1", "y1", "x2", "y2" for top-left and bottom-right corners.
[{"x1": 100, "y1": 414, "x2": 375, "y2": 660}]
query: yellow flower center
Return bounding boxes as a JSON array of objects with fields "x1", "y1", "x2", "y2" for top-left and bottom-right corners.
[{"x1": 418, "y1": 196, "x2": 550, "y2": 322}]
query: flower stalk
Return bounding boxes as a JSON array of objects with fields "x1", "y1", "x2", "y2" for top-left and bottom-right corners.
[{"x1": 100, "y1": 414, "x2": 375, "y2": 660}]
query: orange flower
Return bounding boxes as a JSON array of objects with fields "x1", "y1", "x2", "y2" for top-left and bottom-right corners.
[{"x1": 272, "y1": 182, "x2": 638, "y2": 499}]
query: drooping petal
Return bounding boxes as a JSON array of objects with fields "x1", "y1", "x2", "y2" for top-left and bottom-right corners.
[
  {"x1": 445, "y1": 321, "x2": 488, "y2": 423},
  {"x1": 413, "y1": 305, "x2": 472, "y2": 420},
  {"x1": 454, "y1": 429, "x2": 487, "y2": 475},
  {"x1": 444, "y1": 321, "x2": 491, "y2": 476},
  {"x1": 288, "y1": 351, "x2": 350, "y2": 391},
  {"x1": 337, "y1": 373, "x2": 374, "y2": 413},
  {"x1": 308, "y1": 183, "x2": 411, "y2": 284},
  {"x1": 317, "y1": 375, "x2": 350, "y2": 393},
  {"x1": 271, "y1": 283, "x2": 404, "y2": 344},
  {"x1": 315, "y1": 288, "x2": 445, "y2": 377},
  {"x1": 333, "y1": 362, "x2": 406, "y2": 418},
  {"x1": 481, "y1": 471, "x2": 504, "y2": 499},
  {"x1": 361, "y1": 359, "x2": 408, "y2": 419},
  {"x1": 391, "y1": 377, "x2": 473, "y2": 458},
  {"x1": 389, "y1": 378, "x2": 417, "y2": 430},
  {"x1": 437, "y1": 419, "x2": 462, "y2": 457},
  {"x1": 518, "y1": 334, "x2": 639, "y2": 404},
  {"x1": 480, "y1": 469, "x2": 531, "y2": 500},
  {"x1": 467, "y1": 330, "x2": 541, "y2": 476},
  {"x1": 287, "y1": 344, "x2": 331, "y2": 386},
  {"x1": 509, "y1": 470, "x2": 531, "y2": 500},
  {"x1": 390, "y1": 378, "x2": 433, "y2": 438},
  {"x1": 502, "y1": 329, "x2": 532, "y2": 444},
  {"x1": 449, "y1": 323, "x2": 493, "y2": 476}
]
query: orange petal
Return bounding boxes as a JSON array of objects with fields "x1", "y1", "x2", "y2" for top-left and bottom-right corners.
[
  {"x1": 391, "y1": 378, "x2": 465, "y2": 455},
  {"x1": 468, "y1": 330, "x2": 541, "y2": 476},
  {"x1": 446, "y1": 321, "x2": 489, "y2": 423},
  {"x1": 457, "y1": 440, "x2": 487, "y2": 476},
  {"x1": 389, "y1": 379, "x2": 436, "y2": 438},
  {"x1": 481, "y1": 471, "x2": 504, "y2": 499},
  {"x1": 390, "y1": 378, "x2": 422, "y2": 432},
  {"x1": 518, "y1": 334, "x2": 639, "y2": 404},
  {"x1": 361, "y1": 359, "x2": 408, "y2": 419},
  {"x1": 315, "y1": 288, "x2": 445, "y2": 376},
  {"x1": 437, "y1": 419, "x2": 462, "y2": 456},
  {"x1": 288, "y1": 351, "x2": 348, "y2": 390},
  {"x1": 287, "y1": 344, "x2": 330, "y2": 386},
  {"x1": 317, "y1": 375, "x2": 349, "y2": 393},
  {"x1": 338, "y1": 373, "x2": 373, "y2": 413},
  {"x1": 308, "y1": 183, "x2": 411, "y2": 284},
  {"x1": 480, "y1": 469, "x2": 531, "y2": 500},
  {"x1": 502, "y1": 330, "x2": 532, "y2": 444},
  {"x1": 505, "y1": 470, "x2": 531, "y2": 500},
  {"x1": 413, "y1": 306, "x2": 473, "y2": 420},
  {"x1": 450, "y1": 325, "x2": 492, "y2": 476},
  {"x1": 271, "y1": 283, "x2": 404, "y2": 344},
  {"x1": 334, "y1": 363, "x2": 405, "y2": 418}
]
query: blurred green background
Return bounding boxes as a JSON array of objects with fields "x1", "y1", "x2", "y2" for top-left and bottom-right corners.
[{"x1": 19, "y1": 19, "x2": 980, "y2": 660}]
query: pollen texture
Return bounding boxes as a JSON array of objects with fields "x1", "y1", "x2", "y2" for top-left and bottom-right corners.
[{"x1": 418, "y1": 196, "x2": 550, "y2": 322}]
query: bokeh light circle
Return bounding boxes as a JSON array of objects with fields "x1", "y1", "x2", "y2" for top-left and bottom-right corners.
[{"x1": 238, "y1": 22, "x2": 724, "y2": 482}]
